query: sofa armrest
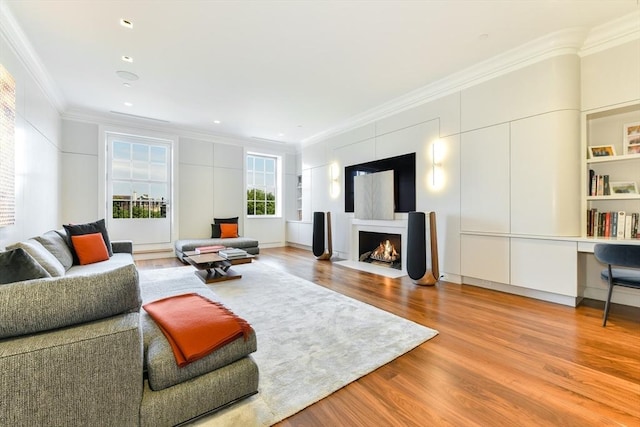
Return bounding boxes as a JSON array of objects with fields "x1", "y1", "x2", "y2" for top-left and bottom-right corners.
[
  {"x1": 0, "y1": 263, "x2": 140, "y2": 339},
  {"x1": 0, "y1": 313, "x2": 143, "y2": 426},
  {"x1": 112, "y1": 239, "x2": 134, "y2": 254}
]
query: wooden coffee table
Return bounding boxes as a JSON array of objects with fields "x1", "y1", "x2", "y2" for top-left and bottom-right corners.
[{"x1": 184, "y1": 251, "x2": 254, "y2": 284}]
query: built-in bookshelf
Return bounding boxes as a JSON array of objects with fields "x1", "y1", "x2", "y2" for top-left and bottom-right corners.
[
  {"x1": 582, "y1": 102, "x2": 640, "y2": 240},
  {"x1": 296, "y1": 174, "x2": 302, "y2": 221}
]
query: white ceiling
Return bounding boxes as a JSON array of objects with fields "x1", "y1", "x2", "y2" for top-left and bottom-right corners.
[{"x1": 4, "y1": 0, "x2": 640, "y2": 145}]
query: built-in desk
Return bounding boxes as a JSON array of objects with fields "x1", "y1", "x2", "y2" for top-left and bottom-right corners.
[{"x1": 460, "y1": 232, "x2": 640, "y2": 308}]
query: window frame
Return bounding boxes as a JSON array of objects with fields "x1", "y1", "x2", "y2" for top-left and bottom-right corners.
[{"x1": 246, "y1": 152, "x2": 282, "y2": 218}]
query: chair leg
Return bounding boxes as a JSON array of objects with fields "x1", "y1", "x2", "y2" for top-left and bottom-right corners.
[{"x1": 602, "y1": 281, "x2": 615, "y2": 327}]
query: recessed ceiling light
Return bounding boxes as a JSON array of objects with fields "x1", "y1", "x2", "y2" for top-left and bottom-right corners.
[
  {"x1": 213, "y1": 120, "x2": 221, "y2": 124},
  {"x1": 120, "y1": 19, "x2": 133, "y2": 29},
  {"x1": 116, "y1": 70, "x2": 139, "y2": 81},
  {"x1": 122, "y1": 56, "x2": 133, "y2": 63},
  {"x1": 124, "y1": 102, "x2": 133, "y2": 107},
  {"x1": 278, "y1": 133, "x2": 285, "y2": 137},
  {"x1": 123, "y1": 82, "x2": 131, "y2": 88}
]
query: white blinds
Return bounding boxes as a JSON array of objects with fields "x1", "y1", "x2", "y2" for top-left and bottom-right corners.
[{"x1": 0, "y1": 65, "x2": 15, "y2": 227}]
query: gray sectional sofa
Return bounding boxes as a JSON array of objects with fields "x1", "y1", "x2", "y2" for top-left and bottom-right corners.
[{"x1": 0, "y1": 228, "x2": 258, "y2": 426}]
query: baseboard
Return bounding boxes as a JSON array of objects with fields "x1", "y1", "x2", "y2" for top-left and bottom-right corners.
[
  {"x1": 463, "y1": 276, "x2": 580, "y2": 307},
  {"x1": 133, "y1": 249, "x2": 174, "y2": 260}
]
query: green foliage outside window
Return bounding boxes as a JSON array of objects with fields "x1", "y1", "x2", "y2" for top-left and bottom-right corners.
[{"x1": 247, "y1": 188, "x2": 275, "y2": 215}]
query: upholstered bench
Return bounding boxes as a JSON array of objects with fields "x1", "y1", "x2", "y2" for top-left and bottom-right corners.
[{"x1": 174, "y1": 238, "x2": 259, "y2": 262}]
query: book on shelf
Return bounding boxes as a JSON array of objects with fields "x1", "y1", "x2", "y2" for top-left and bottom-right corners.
[
  {"x1": 590, "y1": 173, "x2": 611, "y2": 196},
  {"x1": 616, "y1": 211, "x2": 626, "y2": 239},
  {"x1": 219, "y1": 248, "x2": 248, "y2": 258},
  {"x1": 587, "y1": 209, "x2": 640, "y2": 239},
  {"x1": 195, "y1": 245, "x2": 225, "y2": 254}
]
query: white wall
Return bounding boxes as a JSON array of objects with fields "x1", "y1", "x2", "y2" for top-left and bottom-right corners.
[
  {"x1": 0, "y1": 31, "x2": 61, "y2": 249},
  {"x1": 301, "y1": 52, "x2": 583, "y2": 294},
  {"x1": 59, "y1": 118, "x2": 294, "y2": 252}
]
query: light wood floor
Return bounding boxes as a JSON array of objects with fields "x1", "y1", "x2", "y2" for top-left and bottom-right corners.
[{"x1": 137, "y1": 247, "x2": 640, "y2": 426}]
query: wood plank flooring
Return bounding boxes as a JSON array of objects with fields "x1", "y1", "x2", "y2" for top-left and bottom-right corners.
[{"x1": 137, "y1": 247, "x2": 640, "y2": 426}]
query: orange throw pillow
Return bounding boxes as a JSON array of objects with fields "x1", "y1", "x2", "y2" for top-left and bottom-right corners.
[
  {"x1": 220, "y1": 223, "x2": 238, "y2": 238},
  {"x1": 71, "y1": 232, "x2": 110, "y2": 265}
]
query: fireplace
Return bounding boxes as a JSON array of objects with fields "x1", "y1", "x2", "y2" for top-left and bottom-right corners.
[{"x1": 358, "y1": 231, "x2": 401, "y2": 270}]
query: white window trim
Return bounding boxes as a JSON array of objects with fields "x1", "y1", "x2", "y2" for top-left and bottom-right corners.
[
  {"x1": 245, "y1": 150, "x2": 283, "y2": 219},
  {"x1": 98, "y1": 125, "x2": 180, "y2": 248}
]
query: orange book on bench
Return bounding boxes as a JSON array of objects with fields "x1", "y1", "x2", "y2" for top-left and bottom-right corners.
[{"x1": 143, "y1": 293, "x2": 252, "y2": 367}]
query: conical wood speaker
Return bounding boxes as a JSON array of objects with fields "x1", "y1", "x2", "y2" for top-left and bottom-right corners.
[
  {"x1": 406, "y1": 211, "x2": 439, "y2": 285},
  {"x1": 312, "y1": 211, "x2": 332, "y2": 260}
]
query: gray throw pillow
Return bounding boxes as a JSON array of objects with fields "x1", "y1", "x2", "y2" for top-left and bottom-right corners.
[
  {"x1": 36, "y1": 230, "x2": 74, "y2": 270},
  {"x1": 0, "y1": 248, "x2": 51, "y2": 284},
  {"x1": 7, "y1": 239, "x2": 65, "y2": 277}
]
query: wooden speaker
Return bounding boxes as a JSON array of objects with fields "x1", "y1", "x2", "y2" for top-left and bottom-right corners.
[{"x1": 406, "y1": 211, "x2": 439, "y2": 285}]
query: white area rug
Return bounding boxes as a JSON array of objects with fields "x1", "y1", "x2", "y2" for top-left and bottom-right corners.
[{"x1": 139, "y1": 262, "x2": 437, "y2": 426}]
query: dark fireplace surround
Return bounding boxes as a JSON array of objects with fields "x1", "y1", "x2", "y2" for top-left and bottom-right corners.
[{"x1": 358, "y1": 231, "x2": 402, "y2": 270}]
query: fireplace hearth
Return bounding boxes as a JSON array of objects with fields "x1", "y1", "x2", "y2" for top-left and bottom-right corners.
[{"x1": 358, "y1": 231, "x2": 401, "y2": 270}]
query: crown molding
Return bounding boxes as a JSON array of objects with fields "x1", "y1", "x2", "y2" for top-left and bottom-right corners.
[
  {"x1": 62, "y1": 109, "x2": 299, "y2": 154},
  {"x1": 0, "y1": 2, "x2": 66, "y2": 112},
  {"x1": 301, "y1": 27, "x2": 588, "y2": 147},
  {"x1": 302, "y1": 11, "x2": 640, "y2": 147},
  {"x1": 580, "y1": 10, "x2": 640, "y2": 57}
]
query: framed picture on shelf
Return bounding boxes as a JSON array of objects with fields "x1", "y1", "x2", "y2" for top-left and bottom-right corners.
[
  {"x1": 610, "y1": 181, "x2": 638, "y2": 195},
  {"x1": 623, "y1": 121, "x2": 640, "y2": 155},
  {"x1": 588, "y1": 144, "x2": 616, "y2": 158}
]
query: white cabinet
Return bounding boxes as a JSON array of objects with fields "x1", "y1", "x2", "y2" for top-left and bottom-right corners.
[
  {"x1": 582, "y1": 102, "x2": 640, "y2": 240},
  {"x1": 460, "y1": 234, "x2": 510, "y2": 284},
  {"x1": 460, "y1": 124, "x2": 510, "y2": 233},
  {"x1": 511, "y1": 239, "x2": 577, "y2": 297},
  {"x1": 286, "y1": 221, "x2": 313, "y2": 246},
  {"x1": 511, "y1": 111, "x2": 581, "y2": 236}
]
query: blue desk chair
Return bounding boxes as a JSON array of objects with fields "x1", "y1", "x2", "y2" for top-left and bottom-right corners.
[{"x1": 593, "y1": 244, "x2": 640, "y2": 326}]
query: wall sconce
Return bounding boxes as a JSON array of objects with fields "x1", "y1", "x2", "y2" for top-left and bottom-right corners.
[
  {"x1": 329, "y1": 162, "x2": 340, "y2": 198},
  {"x1": 430, "y1": 139, "x2": 445, "y2": 190}
]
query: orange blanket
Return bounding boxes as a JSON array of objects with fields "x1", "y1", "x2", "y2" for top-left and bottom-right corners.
[{"x1": 143, "y1": 293, "x2": 252, "y2": 367}]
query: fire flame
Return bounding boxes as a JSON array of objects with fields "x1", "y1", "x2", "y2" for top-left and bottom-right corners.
[{"x1": 370, "y1": 240, "x2": 399, "y2": 262}]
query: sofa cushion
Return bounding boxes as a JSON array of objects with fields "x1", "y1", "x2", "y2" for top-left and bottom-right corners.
[
  {"x1": 0, "y1": 263, "x2": 140, "y2": 338},
  {"x1": 142, "y1": 300, "x2": 257, "y2": 391},
  {"x1": 0, "y1": 248, "x2": 51, "y2": 285},
  {"x1": 65, "y1": 253, "x2": 135, "y2": 276},
  {"x1": 210, "y1": 223, "x2": 221, "y2": 238},
  {"x1": 71, "y1": 232, "x2": 110, "y2": 265},
  {"x1": 139, "y1": 273, "x2": 257, "y2": 391},
  {"x1": 7, "y1": 239, "x2": 66, "y2": 277},
  {"x1": 35, "y1": 230, "x2": 74, "y2": 270},
  {"x1": 63, "y1": 219, "x2": 114, "y2": 262}
]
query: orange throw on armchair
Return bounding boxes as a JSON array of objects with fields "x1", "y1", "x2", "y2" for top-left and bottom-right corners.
[{"x1": 143, "y1": 293, "x2": 253, "y2": 367}]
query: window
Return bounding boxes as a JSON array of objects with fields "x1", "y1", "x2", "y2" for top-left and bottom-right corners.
[
  {"x1": 0, "y1": 65, "x2": 15, "y2": 227},
  {"x1": 110, "y1": 139, "x2": 169, "y2": 219},
  {"x1": 246, "y1": 153, "x2": 279, "y2": 216}
]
